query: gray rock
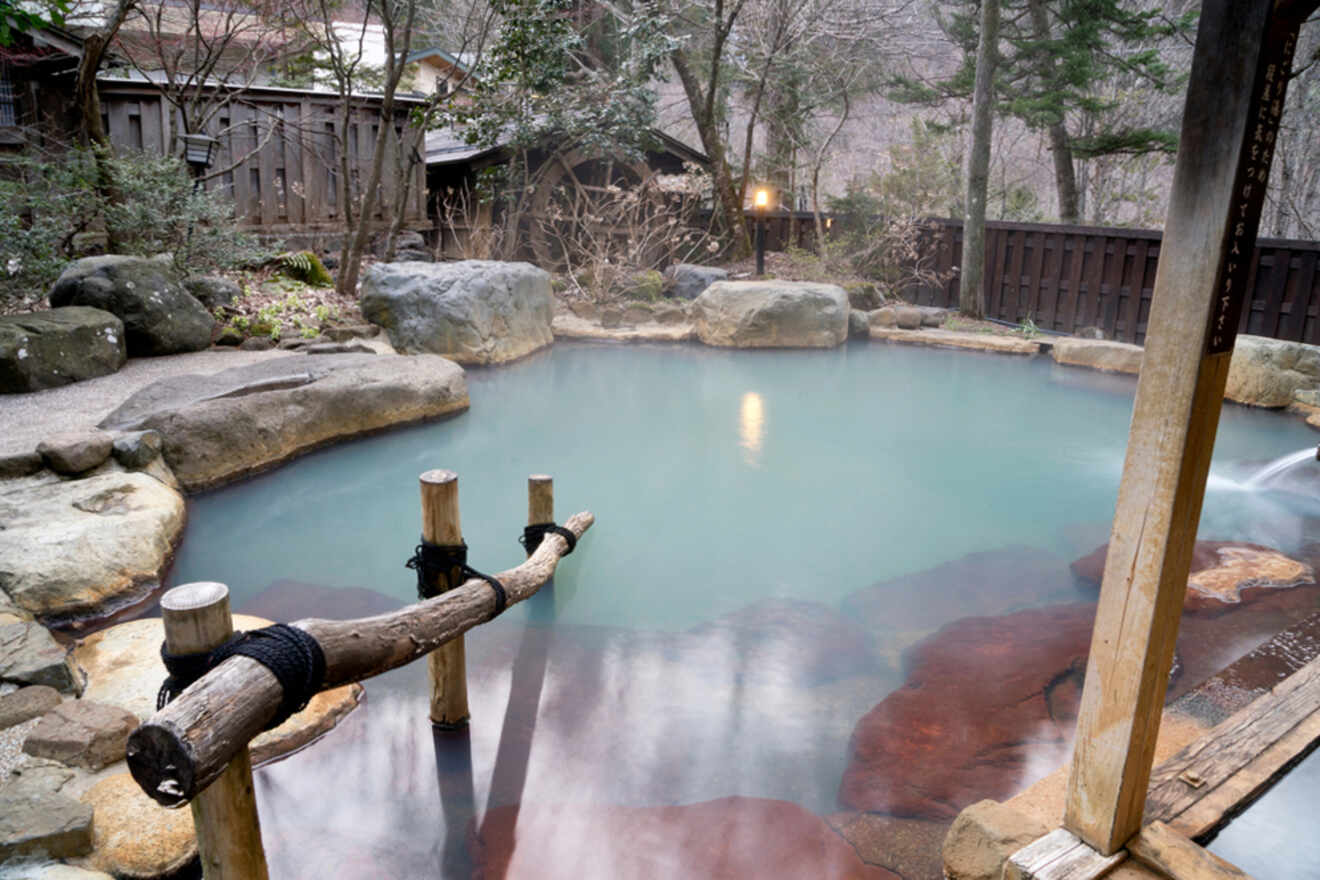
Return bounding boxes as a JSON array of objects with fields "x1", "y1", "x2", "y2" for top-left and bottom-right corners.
[
  {"x1": 36, "y1": 430, "x2": 113, "y2": 475},
  {"x1": 869, "y1": 307, "x2": 898, "y2": 329},
  {"x1": 4, "y1": 755, "x2": 77, "y2": 799},
  {"x1": 183, "y1": 275, "x2": 241, "y2": 311},
  {"x1": 843, "y1": 282, "x2": 883, "y2": 311},
  {"x1": 360, "y1": 260, "x2": 554, "y2": 364},
  {"x1": 692, "y1": 281, "x2": 849, "y2": 348},
  {"x1": 22, "y1": 700, "x2": 139, "y2": 769},
  {"x1": 0, "y1": 685, "x2": 62, "y2": 731},
  {"x1": 664, "y1": 263, "x2": 728, "y2": 301},
  {"x1": 917, "y1": 306, "x2": 947, "y2": 327},
  {"x1": 214, "y1": 325, "x2": 243, "y2": 346},
  {"x1": 382, "y1": 230, "x2": 426, "y2": 255},
  {"x1": 325, "y1": 324, "x2": 380, "y2": 342},
  {"x1": 239, "y1": 336, "x2": 276, "y2": 351},
  {"x1": 110, "y1": 430, "x2": 163, "y2": 469},
  {"x1": 394, "y1": 248, "x2": 432, "y2": 262},
  {"x1": 0, "y1": 472, "x2": 184, "y2": 621},
  {"x1": 304, "y1": 342, "x2": 375, "y2": 355},
  {"x1": 48, "y1": 256, "x2": 215, "y2": 356},
  {"x1": 0, "y1": 593, "x2": 31, "y2": 626},
  {"x1": 1075, "y1": 325, "x2": 1105, "y2": 339},
  {"x1": 1051, "y1": 338, "x2": 1143, "y2": 375},
  {"x1": 0, "y1": 307, "x2": 126, "y2": 394},
  {"x1": 0, "y1": 451, "x2": 43, "y2": 479},
  {"x1": 1226, "y1": 335, "x2": 1320, "y2": 408},
  {"x1": 99, "y1": 353, "x2": 469, "y2": 491},
  {"x1": 894, "y1": 306, "x2": 923, "y2": 330},
  {"x1": 848, "y1": 309, "x2": 871, "y2": 339},
  {"x1": 0, "y1": 624, "x2": 78, "y2": 693},
  {"x1": 0, "y1": 790, "x2": 94, "y2": 861}
]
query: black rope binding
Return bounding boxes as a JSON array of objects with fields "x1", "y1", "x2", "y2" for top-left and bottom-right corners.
[
  {"x1": 406, "y1": 538, "x2": 508, "y2": 616},
  {"x1": 157, "y1": 623, "x2": 326, "y2": 731},
  {"x1": 520, "y1": 522, "x2": 576, "y2": 556}
]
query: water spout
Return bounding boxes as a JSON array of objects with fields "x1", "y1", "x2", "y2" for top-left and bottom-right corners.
[{"x1": 1243, "y1": 448, "x2": 1318, "y2": 490}]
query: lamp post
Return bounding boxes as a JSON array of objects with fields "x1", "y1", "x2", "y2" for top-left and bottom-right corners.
[
  {"x1": 754, "y1": 187, "x2": 769, "y2": 276},
  {"x1": 180, "y1": 132, "x2": 218, "y2": 190}
]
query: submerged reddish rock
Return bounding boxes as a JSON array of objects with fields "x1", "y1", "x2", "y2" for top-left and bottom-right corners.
[
  {"x1": 1071, "y1": 540, "x2": 1314, "y2": 612},
  {"x1": 838, "y1": 603, "x2": 1097, "y2": 819},
  {"x1": 471, "y1": 796, "x2": 898, "y2": 879}
]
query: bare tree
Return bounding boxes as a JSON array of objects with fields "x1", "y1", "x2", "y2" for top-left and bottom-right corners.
[{"x1": 960, "y1": 0, "x2": 998, "y2": 317}]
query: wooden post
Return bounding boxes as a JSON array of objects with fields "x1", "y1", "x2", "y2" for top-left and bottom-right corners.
[
  {"x1": 527, "y1": 474, "x2": 553, "y2": 553},
  {"x1": 1062, "y1": 0, "x2": 1305, "y2": 855},
  {"x1": 420, "y1": 469, "x2": 469, "y2": 728},
  {"x1": 160, "y1": 583, "x2": 270, "y2": 880}
]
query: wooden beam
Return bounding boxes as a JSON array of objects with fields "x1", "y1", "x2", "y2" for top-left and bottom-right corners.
[
  {"x1": 1128, "y1": 821, "x2": 1253, "y2": 880},
  {"x1": 1062, "y1": 0, "x2": 1305, "y2": 854},
  {"x1": 126, "y1": 510, "x2": 593, "y2": 807},
  {"x1": 1004, "y1": 828, "x2": 1126, "y2": 880},
  {"x1": 1145, "y1": 655, "x2": 1320, "y2": 833}
]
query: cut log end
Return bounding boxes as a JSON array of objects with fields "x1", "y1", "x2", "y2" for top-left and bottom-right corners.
[{"x1": 126, "y1": 722, "x2": 196, "y2": 808}]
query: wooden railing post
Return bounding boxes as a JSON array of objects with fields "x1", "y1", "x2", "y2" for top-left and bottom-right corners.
[
  {"x1": 420, "y1": 469, "x2": 469, "y2": 728},
  {"x1": 527, "y1": 475, "x2": 553, "y2": 555},
  {"x1": 160, "y1": 582, "x2": 270, "y2": 880}
]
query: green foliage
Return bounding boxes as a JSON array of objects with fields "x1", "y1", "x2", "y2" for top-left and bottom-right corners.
[
  {"x1": 0, "y1": 148, "x2": 271, "y2": 313},
  {"x1": 102, "y1": 152, "x2": 271, "y2": 273},
  {"x1": 876, "y1": 118, "x2": 965, "y2": 219},
  {"x1": 448, "y1": 0, "x2": 676, "y2": 183},
  {"x1": 0, "y1": 0, "x2": 67, "y2": 45},
  {"x1": 277, "y1": 251, "x2": 334, "y2": 287}
]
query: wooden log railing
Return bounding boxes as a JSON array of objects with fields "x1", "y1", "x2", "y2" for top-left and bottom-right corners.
[{"x1": 126, "y1": 505, "x2": 593, "y2": 809}]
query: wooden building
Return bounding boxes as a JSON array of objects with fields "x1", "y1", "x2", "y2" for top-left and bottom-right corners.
[{"x1": 96, "y1": 73, "x2": 428, "y2": 238}]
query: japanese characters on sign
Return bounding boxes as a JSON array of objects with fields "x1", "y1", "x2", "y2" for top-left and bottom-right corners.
[{"x1": 1205, "y1": 25, "x2": 1299, "y2": 355}]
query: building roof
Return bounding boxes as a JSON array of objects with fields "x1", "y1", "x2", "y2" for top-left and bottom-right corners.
[
  {"x1": 424, "y1": 125, "x2": 707, "y2": 168},
  {"x1": 404, "y1": 47, "x2": 473, "y2": 73}
]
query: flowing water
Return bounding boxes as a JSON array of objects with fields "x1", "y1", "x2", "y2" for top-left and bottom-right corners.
[{"x1": 166, "y1": 342, "x2": 1320, "y2": 877}]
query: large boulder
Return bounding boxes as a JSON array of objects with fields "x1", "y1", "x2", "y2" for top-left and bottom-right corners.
[
  {"x1": 49, "y1": 256, "x2": 215, "y2": 356},
  {"x1": 664, "y1": 263, "x2": 728, "y2": 301},
  {"x1": 0, "y1": 308, "x2": 126, "y2": 394},
  {"x1": 359, "y1": 260, "x2": 553, "y2": 364},
  {"x1": 1225, "y1": 334, "x2": 1320, "y2": 407},
  {"x1": 78, "y1": 773, "x2": 196, "y2": 878},
  {"x1": 0, "y1": 472, "x2": 185, "y2": 621},
  {"x1": 838, "y1": 603, "x2": 1097, "y2": 819},
  {"x1": 1050, "y1": 338, "x2": 1143, "y2": 375},
  {"x1": 692, "y1": 281, "x2": 849, "y2": 348},
  {"x1": 0, "y1": 789, "x2": 94, "y2": 862},
  {"x1": 98, "y1": 353, "x2": 469, "y2": 490},
  {"x1": 74, "y1": 615, "x2": 363, "y2": 765}
]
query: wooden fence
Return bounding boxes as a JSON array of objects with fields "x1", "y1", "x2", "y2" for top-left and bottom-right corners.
[
  {"x1": 97, "y1": 78, "x2": 428, "y2": 237},
  {"x1": 752, "y1": 212, "x2": 1320, "y2": 347}
]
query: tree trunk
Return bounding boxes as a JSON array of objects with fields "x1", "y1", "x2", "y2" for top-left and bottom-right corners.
[
  {"x1": 960, "y1": 0, "x2": 1000, "y2": 318},
  {"x1": 671, "y1": 48, "x2": 751, "y2": 258},
  {"x1": 1027, "y1": 0, "x2": 1079, "y2": 224}
]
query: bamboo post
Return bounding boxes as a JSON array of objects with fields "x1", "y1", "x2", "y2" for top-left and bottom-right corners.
[
  {"x1": 1061, "y1": 0, "x2": 1305, "y2": 856},
  {"x1": 420, "y1": 469, "x2": 469, "y2": 728},
  {"x1": 527, "y1": 474, "x2": 553, "y2": 555},
  {"x1": 160, "y1": 582, "x2": 270, "y2": 880}
]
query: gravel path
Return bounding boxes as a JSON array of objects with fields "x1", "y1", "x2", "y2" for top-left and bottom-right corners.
[{"x1": 1, "y1": 349, "x2": 297, "y2": 457}]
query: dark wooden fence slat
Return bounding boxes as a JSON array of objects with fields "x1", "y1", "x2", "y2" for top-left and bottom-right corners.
[
  {"x1": 1022, "y1": 231, "x2": 1047, "y2": 323},
  {"x1": 1038, "y1": 233, "x2": 1063, "y2": 331},
  {"x1": 1118, "y1": 240, "x2": 1148, "y2": 343},
  {"x1": 1100, "y1": 237, "x2": 1126, "y2": 341},
  {"x1": 1241, "y1": 247, "x2": 1265, "y2": 335},
  {"x1": 1260, "y1": 249, "x2": 1294, "y2": 340},
  {"x1": 1291, "y1": 251, "x2": 1319, "y2": 344}
]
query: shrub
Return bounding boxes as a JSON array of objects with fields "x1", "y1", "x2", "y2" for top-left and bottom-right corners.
[{"x1": 0, "y1": 146, "x2": 274, "y2": 314}]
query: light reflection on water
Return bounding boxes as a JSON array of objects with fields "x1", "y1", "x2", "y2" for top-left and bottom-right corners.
[{"x1": 168, "y1": 343, "x2": 1320, "y2": 877}]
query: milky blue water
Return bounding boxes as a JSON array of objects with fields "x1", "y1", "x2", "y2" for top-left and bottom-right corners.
[
  {"x1": 164, "y1": 342, "x2": 1320, "y2": 878},
  {"x1": 170, "y1": 342, "x2": 1319, "y2": 626}
]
